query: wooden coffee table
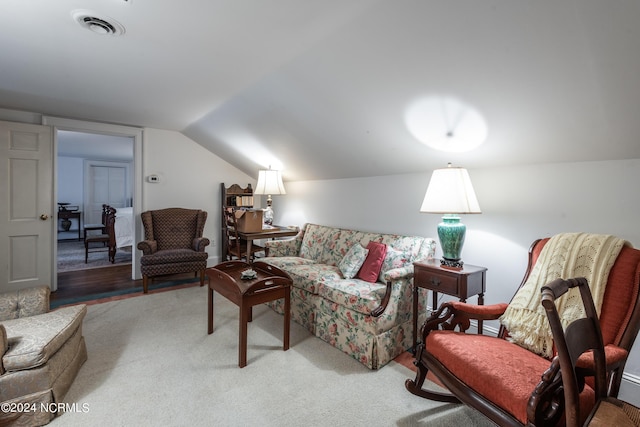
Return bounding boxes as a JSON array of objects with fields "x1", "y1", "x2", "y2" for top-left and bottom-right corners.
[{"x1": 206, "y1": 260, "x2": 292, "y2": 368}]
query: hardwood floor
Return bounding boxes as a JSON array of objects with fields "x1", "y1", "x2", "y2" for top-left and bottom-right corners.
[{"x1": 52, "y1": 265, "x2": 202, "y2": 303}]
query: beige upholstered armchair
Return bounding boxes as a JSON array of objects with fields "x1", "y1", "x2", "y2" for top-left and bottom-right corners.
[
  {"x1": 1, "y1": 286, "x2": 87, "y2": 426},
  {"x1": 137, "y1": 208, "x2": 210, "y2": 293}
]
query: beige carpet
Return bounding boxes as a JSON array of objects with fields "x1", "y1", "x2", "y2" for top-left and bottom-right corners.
[{"x1": 50, "y1": 286, "x2": 495, "y2": 426}]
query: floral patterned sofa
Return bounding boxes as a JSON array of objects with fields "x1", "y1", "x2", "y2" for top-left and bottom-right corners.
[{"x1": 262, "y1": 223, "x2": 436, "y2": 369}]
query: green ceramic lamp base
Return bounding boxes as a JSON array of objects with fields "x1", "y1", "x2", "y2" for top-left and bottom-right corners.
[{"x1": 437, "y1": 214, "x2": 466, "y2": 268}]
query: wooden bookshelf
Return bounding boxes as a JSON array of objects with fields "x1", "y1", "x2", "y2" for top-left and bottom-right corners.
[{"x1": 220, "y1": 183, "x2": 253, "y2": 260}]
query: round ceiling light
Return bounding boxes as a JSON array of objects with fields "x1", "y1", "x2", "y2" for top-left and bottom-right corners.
[{"x1": 72, "y1": 10, "x2": 125, "y2": 36}]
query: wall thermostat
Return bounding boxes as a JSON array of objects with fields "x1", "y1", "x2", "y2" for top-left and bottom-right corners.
[{"x1": 147, "y1": 174, "x2": 160, "y2": 183}]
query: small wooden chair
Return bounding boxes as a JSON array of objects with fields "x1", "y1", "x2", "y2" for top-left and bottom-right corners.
[
  {"x1": 223, "y1": 207, "x2": 264, "y2": 261},
  {"x1": 83, "y1": 204, "x2": 109, "y2": 241},
  {"x1": 542, "y1": 277, "x2": 640, "y2": 426},
  {"x1": 84, "y1": 206, "x2": 117, "y2": 263}
]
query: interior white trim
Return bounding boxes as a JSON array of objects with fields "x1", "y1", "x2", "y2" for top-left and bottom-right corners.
[{"x1": 42, "y1": 116, "x2": 143, "y2": 284}]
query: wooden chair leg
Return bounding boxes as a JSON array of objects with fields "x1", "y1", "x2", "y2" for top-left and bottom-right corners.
[
  {"x1": 199, "y1": 270, "x2": 205, "y2": 287},
  {"x1": 85, "y1": 241, "x2": 89, "y2": 263},
  {"x1": 143, "y1": 276, "x2": 149, "y2": 294}
]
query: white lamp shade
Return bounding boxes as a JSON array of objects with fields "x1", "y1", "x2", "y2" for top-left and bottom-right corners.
[
  {"x1": 420, "y1": 166, "x2": 481, "y2": 214},
  {"x1": 254, "y1": 169, "x2": 286, "y2": 195}
]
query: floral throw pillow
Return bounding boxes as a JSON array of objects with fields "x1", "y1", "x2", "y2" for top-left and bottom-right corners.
[
  {"x1": 378, "y1": 246, "x2": 410, "y2": 282},
  {"x1": 338, "y1": 244, "x2": 369, "y2": 279}
]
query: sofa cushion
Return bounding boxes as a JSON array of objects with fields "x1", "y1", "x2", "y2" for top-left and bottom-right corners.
[
  {"x1": 317, "y1": 278, "x2": 387, "y2": 314},
  {"x1": 323, "y1": 229, "x2": 370, "y2": 266},
  {"x1": 284, "y1": 264, "x2": 343, "y2": 294},
  {"x1": 1, "y1": 305, "x2": 87, "y2": 371},
  {"x1": 262, "y1": 256, "x2": 317, "y2": 270},
  {"x1": 299, "y1": 224, "x2": 337, "y2": 262},
  {"x1": 358, "y1": 242, "x2": 387, "y2": 283},
  {"x1": 139, "y1": 248, "x2": 208, "y2": 265},
  {"x1": 338, "y1": 244, "x2": 369, "y2": 279}
]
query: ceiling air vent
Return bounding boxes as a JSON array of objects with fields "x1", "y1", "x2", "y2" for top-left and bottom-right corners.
[{"x1": 72, "y1": 10, "x2": 125, "y2": 36}]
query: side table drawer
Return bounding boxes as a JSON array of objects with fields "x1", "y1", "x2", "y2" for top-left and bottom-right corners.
[{"x1": 415, "y1": 269, "x2": 458, "y2": 295}]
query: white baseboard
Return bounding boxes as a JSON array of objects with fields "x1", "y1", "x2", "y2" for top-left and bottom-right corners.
[{"x1": 619, "y1": 373, "x2": 640, "y2": 406}]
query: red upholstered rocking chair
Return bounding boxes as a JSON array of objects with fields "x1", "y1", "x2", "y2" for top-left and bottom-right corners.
[{"x1": 405, "y1": 237, "x2": 640, "y2": 426}]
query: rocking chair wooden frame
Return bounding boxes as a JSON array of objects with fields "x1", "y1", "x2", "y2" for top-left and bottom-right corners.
[{"x1": 405, "y1": 237, "x2": 640, "y2": 426}]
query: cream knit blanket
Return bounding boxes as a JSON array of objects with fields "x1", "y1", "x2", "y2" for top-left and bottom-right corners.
[{"x1": 500, "y1": 232, "x2": 628, "y2": 358}]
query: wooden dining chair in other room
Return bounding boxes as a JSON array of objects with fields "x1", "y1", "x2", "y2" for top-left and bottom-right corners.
[
  {"x1": 83, "y1": 204, "x2": 109, "y2": 241},
  {"x1": 84, "y1": 206, "x2": 117, "y2": 263}
]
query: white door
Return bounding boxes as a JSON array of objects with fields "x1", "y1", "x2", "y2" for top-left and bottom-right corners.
[
  {"x1": 0, "y1": 121, "x2": 53, "y2": 292},
  {"x1": 84, "y1": 161, "x2": 129, "y2": 226}
]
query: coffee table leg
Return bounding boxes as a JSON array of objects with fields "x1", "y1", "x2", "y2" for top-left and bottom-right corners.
[
  {"x1": 283, "y1": 290, "x2": 290, "y2": 351},
  {"x1": 239, "y1": 303, "x2": 249, "y2": 368},
  {"x1": 208, "y1": 287, "x2": 214, "y2": 334}
]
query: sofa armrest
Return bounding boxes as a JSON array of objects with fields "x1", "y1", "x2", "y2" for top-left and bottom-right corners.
[
  {"x1": 381, "y1": 265, "x2": 414, "y2": 282},
  {"x1": 137, "y1": 240, "x2": 157, "y2": 255},
  {"x1": 370, "y1": 273, "x2": 416, "y2": 318},
  {"x1": 193, "y1": 237, "x2": 210, "y2": 251},
  {"x1": 264, "y1": 233, "x2": 303, "y2": 257},
  {"x1": 370, "y1": 264, "x2": 426, "y2": 317},
  {"x1": 0, "y1": 324, "x2": 7, "y2": 374}
]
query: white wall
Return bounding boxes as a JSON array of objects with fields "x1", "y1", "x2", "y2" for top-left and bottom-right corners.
[
  {"x1": 141, "y1": 128, "x2": 256, "y2": 264},
  {"x1": 274, "y1": 158, "x2": 640, "y2": 404},
  {"x1": 57, "y1": 157, "x2": 84, "y2": 207}
]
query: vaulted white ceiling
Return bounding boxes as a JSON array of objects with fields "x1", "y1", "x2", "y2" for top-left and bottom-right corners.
[{"x1": 2, "y1": 0, "x2": 639, "y2": 181}]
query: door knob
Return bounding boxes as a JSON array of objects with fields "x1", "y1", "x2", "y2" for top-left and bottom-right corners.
[{"x1": 40, "y1": 214, "x2": 49, "y2": 220}]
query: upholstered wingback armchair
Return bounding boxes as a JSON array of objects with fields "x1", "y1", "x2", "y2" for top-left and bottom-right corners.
[
  {"x1": 137, "y1": 208, "x2": 210, "y2": 293},
  {"x1": 1, "y1": 286, "x2": 87, "y2": 426}
]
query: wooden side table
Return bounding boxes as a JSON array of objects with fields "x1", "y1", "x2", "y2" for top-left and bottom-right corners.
[
  {"x1": 58, "y1": 210, "x2": 82, "y2": 240},
  {"x1": 412, "y1": 260, "x2": 487, "y2": 352},
  {"x1": 206, "y1": 260, "x2": 292, "y2": 368}
]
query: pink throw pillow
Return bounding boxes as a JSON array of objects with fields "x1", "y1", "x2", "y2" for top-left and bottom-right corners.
[{"x1": 357, "y1": 242, "x2": 387, "y2": 283}]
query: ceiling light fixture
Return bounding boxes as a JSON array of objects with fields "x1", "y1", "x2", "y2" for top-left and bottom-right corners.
[
  {"x1": 405, "y1": 96, "x2": 488, "y2": 153},
  {"x1": 72, "y1": 10, "x2": 125, "y2": 36}
]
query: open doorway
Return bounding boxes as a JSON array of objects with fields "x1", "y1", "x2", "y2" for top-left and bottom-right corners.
[
  {"x1": 43, "y1": 116, "x2": 143, "y2": 295},
  {"x1": 57, "y1": 131, "x2": 134, "y2": 277}
]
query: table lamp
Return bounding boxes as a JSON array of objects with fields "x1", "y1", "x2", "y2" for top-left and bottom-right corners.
[
  {"x1": 254, "y1": 167, "x2": 286, "y2": 225},
  {"x1": 420, "y1": 163, "x2": 481, "y2": 268}
]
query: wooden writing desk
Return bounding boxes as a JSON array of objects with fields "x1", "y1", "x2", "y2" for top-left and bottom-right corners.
[{"x1": 237, "y1": 226, "x2": 299, "y2": 259}]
